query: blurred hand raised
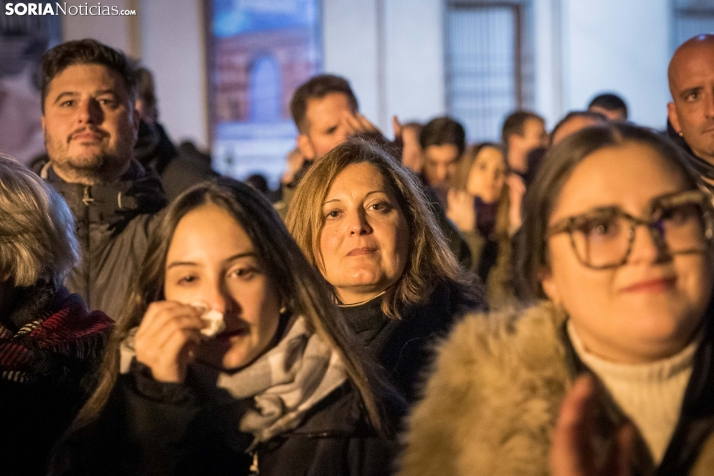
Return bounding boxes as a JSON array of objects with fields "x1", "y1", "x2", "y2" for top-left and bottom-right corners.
[
  {"x1": 550, "y1": 374, "x2": 634, "y2": 476},
  {"x1": 447, "y1": 188, "x2": 476, "y2": 232}
]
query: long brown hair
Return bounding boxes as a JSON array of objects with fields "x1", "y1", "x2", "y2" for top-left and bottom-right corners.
[
  {"x1": 452, "y1": 142, "x2": 507, "y2": 191},
  {"x1": 286, "y1": 138, "x2": 480, "y2": 319},
  {"x1": 73, "y1": 178, "x2": 393, "y2": 435}
]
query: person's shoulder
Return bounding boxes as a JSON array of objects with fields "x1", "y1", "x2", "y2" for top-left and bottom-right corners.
[
  {"x1": 398, "y1": 302, "x2": 570, "y2": 476},
  {"x1": 436, "y1": 301, "x2": 566, "y2": 381},
  {"x1": 290, "y1": 382, "x2": 370, "y2": 437}
]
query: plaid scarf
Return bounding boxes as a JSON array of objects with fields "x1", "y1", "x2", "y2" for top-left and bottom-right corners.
[
  {"x1": 120, "y1": 315, "x2": 347, "y2": 447},
  {"x1": 0, "y1": 284, "x2": 113, "y2": 384}
]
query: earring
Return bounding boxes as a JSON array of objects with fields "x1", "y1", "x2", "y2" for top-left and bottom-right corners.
[{"x1": 679, "y1": 131, "x2": 684, "y2": 137}]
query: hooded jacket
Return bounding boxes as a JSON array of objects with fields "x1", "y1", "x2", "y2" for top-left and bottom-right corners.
[
  {"x1": 398, "y1": 302, "x2": 714, "y2": 476},
  {"x1": 32, "y1": 158, "x2": 167, "y2": 319}
]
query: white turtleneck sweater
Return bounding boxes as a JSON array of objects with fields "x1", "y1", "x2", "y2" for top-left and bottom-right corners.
[{"x1": 567, "y1": 321, "x2": 698, "y2": 464}]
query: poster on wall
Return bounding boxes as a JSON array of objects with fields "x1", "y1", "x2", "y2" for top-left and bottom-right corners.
[
  {"x1": 0, "y1": 1, "x2": 62, "y2": 165},
  {"x1": 207, "y1": 0, "x2": 322, "y2": 187}
]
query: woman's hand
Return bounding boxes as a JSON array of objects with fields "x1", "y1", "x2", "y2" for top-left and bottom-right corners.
[
  {"x1": 550, "y1": 375, "x2": 634, "y2": 476},
  {"x1": 134, "y1": 301, "x2": 206, "y2": 383},
  {"x1": 447, "y1": 188, "x2": 476, "y2": 232}
]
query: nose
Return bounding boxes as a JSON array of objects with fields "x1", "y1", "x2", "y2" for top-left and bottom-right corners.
[
  {"x1": 435, "y1": 164, "x2": 448, "y2": 182},
  {"x1": 347, "y1": 208, "x2": 372, "y2": 236},
  {"x1": 335, "y1": 126, "x2": 350, "y2": 144},
  {"x1": 77, "y1": 98, "x2": 103, "y2": 125},
  {"x1": 627, "y1": 223, "x2": 668, "y2": 264},
  {"x1": 201, "y1": 280, "x2": 230, "y2": 314},
  {"x1": 705, "y1": 91, "x2": 714, "y2": 119}
]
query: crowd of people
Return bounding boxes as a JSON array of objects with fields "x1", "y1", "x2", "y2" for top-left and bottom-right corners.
[{"x1": 1, "y1": 32, "x2": 714, "y2": 476}]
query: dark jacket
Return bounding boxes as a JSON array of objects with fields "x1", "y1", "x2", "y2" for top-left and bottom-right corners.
[
  {"x1": 0, "y1": 284, "x2": 113, "y2": 476},
  {"x1": 461, "y1": 186, "x2": 513, "y2": 309},
  {"x1": 340, "y1": 280, "x2": 480, "y2": 404},
  {"x1": 666, "y1": 119, "x2": 714, "y2": 197},
  {"x1": 32, "y1": 159, "x2": 167, "y2": 319},
  {"x1": 399, "y1": 301, "x2": 714, "y2": 476},
  {"x1": 135, "y1": 121, "x2": 218, "y2": 202},
  {"x1": 52, "y1": 362, "x2": 399, "y2": 476}
]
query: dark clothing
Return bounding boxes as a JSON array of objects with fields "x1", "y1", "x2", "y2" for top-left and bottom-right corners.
[
  {"x1": 422, "y1": 185, "x2": 472, "y2": 268},
  {"x1": 0, "y1": 284, "x2": 113, "y2": 476},
  {"x1": 523, "y1": 146, "x2": 547, "y2": 188},
  {"x1": 340, "y1": 281, "x2": 478, "y2": 403},
  {"x1": 135, "y1": 121, "x2": 218, "y2": 202},
  {"x1": 666, "y1": 119, "x2": 714, "y2": 196},
  {"x1": 52, "y1": 362, "x2": 399, "y2": 476},
  {"x1": 474, "y1": 196, "x2": 498, "y2": 239},
  {"x1": 32, "y1": 158, "x2": 167, "y2": 319}
]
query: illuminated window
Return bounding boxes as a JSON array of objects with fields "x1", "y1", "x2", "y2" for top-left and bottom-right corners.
[{"x1": 445, "y1": 0, "x2": 534, "y2": 142}]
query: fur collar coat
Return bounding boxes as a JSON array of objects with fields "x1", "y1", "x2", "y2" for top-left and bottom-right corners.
[{"x1": 398, "y1": 302, "x2": 714, "y2": 476}]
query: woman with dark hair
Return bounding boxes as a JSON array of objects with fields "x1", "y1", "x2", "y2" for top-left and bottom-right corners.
[
  {"x1": 52, "y1": 178, "x2": 401, "y2": 476},
  {"x1": 447, "y1": 142, "x2": 512, "y2": 308},
  {"x1": 399, "y1": 124, "x2": 714, "y2": 475},
  {"x1": 287, "y1": 138, "x2": 483, "y2": 403},
  {"x1": 0, "y1": 155, "x2": 113, "y2": 475}
]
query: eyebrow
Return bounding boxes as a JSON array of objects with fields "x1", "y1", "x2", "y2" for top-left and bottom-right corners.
[
  {"x1": 322, "y1": 190, "x2": 386, "y2": 206},
  {"x1": 680, "y1": 86, "x2": 703, "y2": 99},
  {"x1": 52, "y1": 92, "x2": 78, "y2": 105},
  {"x1": 52, "y1": 89, "x2": 119, "y2": 104},
  {"x1": 166, "y1": 251, "x2": 257, "y2": 270}
]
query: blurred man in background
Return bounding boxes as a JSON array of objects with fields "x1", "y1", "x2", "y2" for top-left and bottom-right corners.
[
  {"x1": 419, "y1": 116, "x2": 466, "y2": 207},
  {"x1": 667, "y1": 34, "x2": 714, "y2": 196},
  {"x1": 587, "y1": 93, "x2": 628, "y2": 121},
  {"x1": 501, "y1": 111, "x2": 547, "y2": 231}
]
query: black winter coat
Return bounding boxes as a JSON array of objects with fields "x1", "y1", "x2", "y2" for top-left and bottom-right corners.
[
  {"x1": 0, "y1": 285, "x2": 112, "y2": 476},
  {"x1": 52, "y1": 362, "x2": 400, "y2": 476},
  {"x1": 32, "y1": 159, "x2": 167, "y2": 319},
  {"x1": 340, "y1": 280, "x2": 480, "y2": 403}
]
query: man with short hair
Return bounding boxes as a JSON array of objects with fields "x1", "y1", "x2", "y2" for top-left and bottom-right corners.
[
  {"x1": 279, "y1": 74, "x2": 381, "y2": 209},
  {"x1": 501, "y1": 111, "x2": 547, "y2": 231},
  {"x1": 667, "y1": 34, "x2": 714, "y2": 194},
  {"x1": 291, "y1": 74, "x2": 373, "y2": 161},
  {"x1": 588, "y1": 93, "x2": 628, "y2": 121},
  {"x1": 550, "y1": 110, "x2": 608, "y2": 146},
  {"x1": 419, "y1": 116, "x2": 465, "y2": 205},
  {"x1": 501, "y1": 111, "x2": 547, "y2": 176},
  {"x1": 34, "y1": 39, "x2": 166, "y2": 319}
]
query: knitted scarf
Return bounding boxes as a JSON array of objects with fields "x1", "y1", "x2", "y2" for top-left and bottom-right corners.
[
  {"x1": 120, "y1": 316, "x2": 347, "y2": 447},
  {"x1": 0, "y1": 283, "x2": 114, "y2": 384}
]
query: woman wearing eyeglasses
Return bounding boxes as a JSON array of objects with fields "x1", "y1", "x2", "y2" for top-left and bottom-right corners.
[{"x1": 398, "y1": 123, "x2": 714, "y2": 476}]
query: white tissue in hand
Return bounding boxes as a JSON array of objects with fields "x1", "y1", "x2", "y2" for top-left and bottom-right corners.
[{"x1": 192, "y1": 302, "x2": 225, "y2": 338}]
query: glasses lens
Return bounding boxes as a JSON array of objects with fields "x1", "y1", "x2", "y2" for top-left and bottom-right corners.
[
  {"x1": 571, "y1": 213, "x2": 631, "y2": 267},
  {"x1": 655, "y1": 201, "x2": 708, "y2": 254}
]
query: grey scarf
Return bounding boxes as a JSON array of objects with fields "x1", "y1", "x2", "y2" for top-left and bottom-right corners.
[{"x1": 120, "y1": 316, "x2": 348, "y2": 446}]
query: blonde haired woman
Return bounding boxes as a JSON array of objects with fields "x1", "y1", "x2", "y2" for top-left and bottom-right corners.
[
  {"x1": 287, "y1": 139, "x2": 483, "y2": 403},
  {"x1": 447, "y1": 143, "x2": 512, "y2": 307},
  {"x1": 0, "y1": 155, "x2": 113, "y2": 475}
]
